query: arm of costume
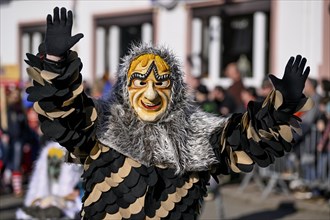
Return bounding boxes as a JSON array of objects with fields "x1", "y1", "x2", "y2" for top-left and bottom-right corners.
[
  {"x1": 25, "y1": 7, "x2": 95, "y2": 162},
  {"x1": 214, "y1": 55, "x2": 313, "y2": 174},
  {"x1": 25, "y1": 50, "x2": 97, "y2": 162}
]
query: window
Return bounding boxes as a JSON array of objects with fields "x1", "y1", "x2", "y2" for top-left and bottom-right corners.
[
  {"x1": 222, "y1": 14, "x2": 254, "y2": 78},
  {"x1": 19, "y1": 23, "x2": 45, "y2": 83},
  {"x1": 189, "y1": 1, "x2": 270, "y2": 88},
  {"x1": 93, "y1": 10, "x2": 154, "y2": 82}
]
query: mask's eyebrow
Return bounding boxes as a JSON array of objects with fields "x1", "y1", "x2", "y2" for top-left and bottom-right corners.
[
  {"x1": 153, "y1": 63, "x2": 171, "y2": 82},
  {"x1": 127, "y1": 61, "x2": 171, "y2": 86},
  {"x1": 127, "y1": 72, "x2": 149, "y2": 86}
]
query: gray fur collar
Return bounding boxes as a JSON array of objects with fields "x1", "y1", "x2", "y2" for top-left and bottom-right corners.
[{"x1": 95, "y1": 44, "x2": 227, "y2": 174}]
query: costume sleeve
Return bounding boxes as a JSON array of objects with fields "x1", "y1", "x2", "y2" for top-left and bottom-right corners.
[
  {"x1": 25, "y1": 49, "x2": 97, "y2": 162},
  {"x1": 215, "y1": 90, "x2": 313, "y2": 174}
]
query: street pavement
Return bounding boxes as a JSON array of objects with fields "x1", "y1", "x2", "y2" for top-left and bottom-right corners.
[
  {"x1": 0, "y1": 182, "x2": 329, "y2": 220},
  {"x1": 200, "y1": 182, "x2": 330, "y2": 220},
  {"x1": 0, "y1": 192, "x2": 23, "y2": 220}
]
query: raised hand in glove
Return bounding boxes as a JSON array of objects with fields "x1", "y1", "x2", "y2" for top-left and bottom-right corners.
[
  {"x1": 269, "y1": 55, "x2": 310, "y2": 112},
  {"x1": 45, "y1": 7, "x2": 84, "y2": 57}
]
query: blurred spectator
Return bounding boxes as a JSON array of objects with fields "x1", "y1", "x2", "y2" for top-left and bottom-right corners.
[
  {"x1": 0, "y1": 129, "x2": 5, "y2": 177},
  {"x1": 301, "y1": 78, "x2": 322, "y2": 125},
  {"x1": 211, "y1": 86, "x2": 236, "y2": 116},
  {"x1": 239, "y1": 86, "x2": 258, "y2": 112},
  {"x1": 92, "y1": 71, "x2": 113, "y2": 98},
  {"x1": 292, "y1": 78, "x2": 322, "y2": 181},
  {"x1": 321, "y1": 79, "x2": 330, "y2": 98},
  {"x1": 1, "y1": 86, "x2": 30, "y2": 196},
  {"x1": 258, "y1": 77, "x2": 274, "y2": 100},
  {"x1": 189, "y1": 76, "x2": 202, "y2": 91},
  {"x1": 293, "y1": 78, "x2": 321, "y2": 145},
  {"x1": 16, "y1": 142, "x2": 83, "y2": 219},
  {"x1": 316, "y1": 97, "x2": 330, "y2": 180},
  {"x1": 224, "y1": 62, "x2": 246, "y2": 110},
  {"x1": 83, "y1": 80, "x2": 92, "y2": 97},
  {"x1": 195, "y1": 84, "x2": 218, "y2": 114},
  {"x1": 186, "y1": 76, "x2": 203, "y2": 100},
  {"x1": 22, "y1": 81, "x2": 41, "y2": 175}
]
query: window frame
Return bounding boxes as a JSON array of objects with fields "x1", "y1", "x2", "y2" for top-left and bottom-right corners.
[
  {"x1": 187, "y1": 0, "x2": 271, "y2": 89},
  {"x1": 19, "y1": 21, "x2": 45, "y2": 83},
  {"x1": 92, "y1": 8, "x2": 155, "y2": 82}
]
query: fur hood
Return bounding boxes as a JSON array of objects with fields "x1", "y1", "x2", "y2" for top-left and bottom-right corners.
[{"x1": 96, "y1": 44, "x2": 227, "y2": 174}]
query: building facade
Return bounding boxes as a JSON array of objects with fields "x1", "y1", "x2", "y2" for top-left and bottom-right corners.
[{"x1": 0, "y1": 0, "x2": 329, "y2": 90}]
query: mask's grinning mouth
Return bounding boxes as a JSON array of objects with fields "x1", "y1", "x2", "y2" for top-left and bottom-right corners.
[{"x1": 141, "y1": 100, "x2": 161, "y2": 110}]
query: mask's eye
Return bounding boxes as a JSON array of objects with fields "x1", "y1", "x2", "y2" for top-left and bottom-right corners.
[
  {"x1": 155, "y1": 80, "x2": 170, "y2": 88},
  {"x1": 133, "y1": 79, "x2": 147, "y2": 88}
]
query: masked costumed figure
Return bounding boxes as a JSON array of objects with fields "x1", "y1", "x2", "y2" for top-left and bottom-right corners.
[
  {"x1": 16, "y1": 142, "x2": 82, "y2": 219},
  {"x1": 25, "y1": 7, "x2": 313, "y2": 219}
]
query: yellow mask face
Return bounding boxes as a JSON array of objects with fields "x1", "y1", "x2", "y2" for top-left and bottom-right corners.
[{"x1": 127, "y1": 54, "x2": 172, "y2": 122}]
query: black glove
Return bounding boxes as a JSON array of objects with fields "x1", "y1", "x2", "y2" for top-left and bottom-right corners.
[
  {"x1": 45, "y1": 7, "x2": 84, "y2": 56},
  {"x1": 269, "y1": 55, "x2": 310, "y2": 110}
]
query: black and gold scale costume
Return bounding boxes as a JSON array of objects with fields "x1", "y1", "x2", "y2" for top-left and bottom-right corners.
[
  {"x1": 25, "y1": 47, "x2": 312, "y2": 219},
  {"x1": 82, "y1": 143, "x2": 209, "y2": 219}
]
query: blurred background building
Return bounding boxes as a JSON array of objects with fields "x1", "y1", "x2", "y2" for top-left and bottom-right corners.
[
  {"x1": 1, "y1": 0, "x2": 329, "y2": 91},
  {"x1": 0, "y1": 1, "x2": 330, "y2": 218}
]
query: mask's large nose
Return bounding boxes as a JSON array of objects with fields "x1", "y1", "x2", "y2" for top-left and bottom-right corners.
[{"x1": 144, "y1": 81, "x2": 158, "y2": 101}]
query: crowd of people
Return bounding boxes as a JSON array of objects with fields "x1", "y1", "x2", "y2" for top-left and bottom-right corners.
[
  {"x1": 0, "y1": 85, "x2": 40, "y2": 196},
  {"x1": 0, "y1": 60, "x2": 329, "y2": 217},
  {"x1": 0, "y1": 73, "x2": 111, "y2": 198},
  {"x1": 0, "y1": 83, "x2": 88, "y2": 219},
  {"x1": 191, "y1": 62, "x2": 274, "y2": 116}
]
